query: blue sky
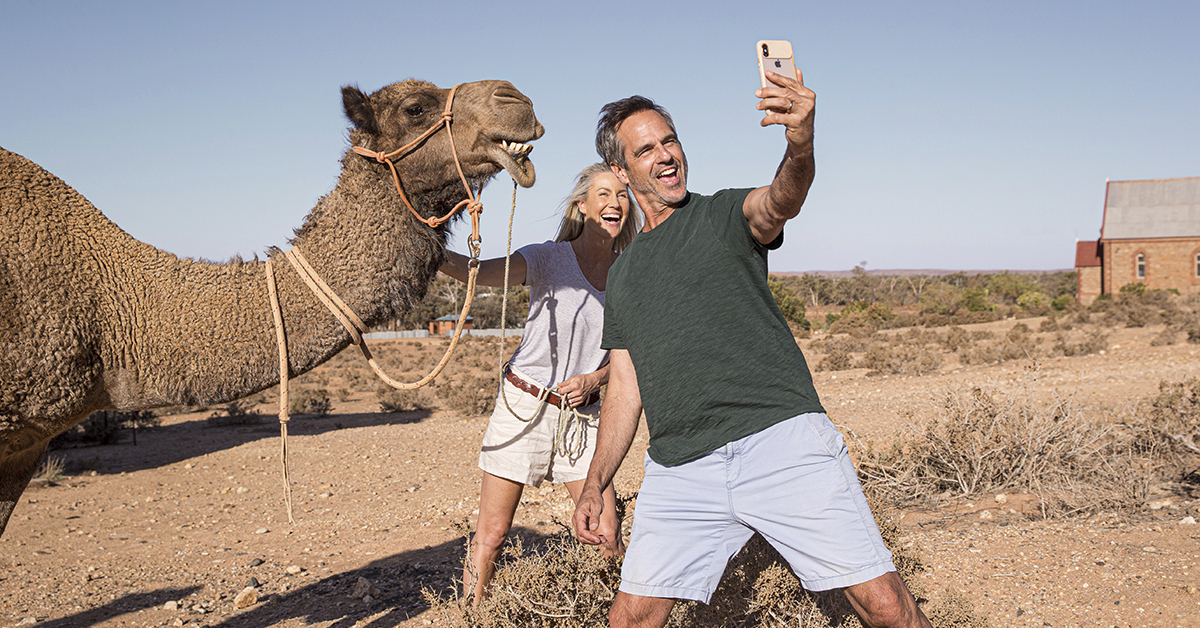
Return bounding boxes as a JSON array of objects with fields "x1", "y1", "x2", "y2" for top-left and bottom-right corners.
[{"x1": 2, "y1": 1, "x2": 1197, "y2": 272}]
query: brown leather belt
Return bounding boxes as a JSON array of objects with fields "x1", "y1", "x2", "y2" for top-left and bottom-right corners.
[{"x1": 504, "y1": 365, "x2": 600, "y2": 408}]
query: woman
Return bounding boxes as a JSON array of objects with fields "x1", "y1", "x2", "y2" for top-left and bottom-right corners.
[{"x1": 441, "y1": 163, "x2": 639, "y2": 602}]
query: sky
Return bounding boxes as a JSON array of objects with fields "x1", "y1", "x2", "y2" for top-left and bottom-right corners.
[{"x1": 2, "y1": 0, "x2": 1197, "y2": 273}]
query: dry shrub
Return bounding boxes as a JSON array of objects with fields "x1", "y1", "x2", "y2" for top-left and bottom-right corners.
[
  {"x1": 438, "y1": 374, "x2": 499, "y2": 417},
  {"x1": 206, "y1": 401, "x2": 264, "y2": 427},
  {"x1": 998, "y1": 323, "x2": 1038, "y2": 360},
  {"x1": 429, "y1": 495, "x2": 986, "y2": 628},
  {"x1": 828, "y1": 310, "x2": 880, "y2": 337},
  {"x1": 1052, "y1": 330, "x2": 1108, "y2": 357},
  {"x1": 956, "y1": 343, "x2": 1000, "y2": 366},
  {"x1": 377, "y1": 385, "x2": 437, "y2": 412},
  {"x1": 289, "y1": 388, "x2": 332, "y2": 416},
  {"x1": 858, "y1": 345, "x2": 942, "y2": 376},
  {"x1": 427, "y1": 530, "x2": 622, "y2": 628},
  {"x1": 889, "y1": 328, "x2": 941, "y2": 346},
  {"x1": 1128, "y1": 379, "x2": 1200, "y2": 468},
  {"x1": 1149, "y1": 327, "x2": 1178, "y2": 347},
  {"x1": 856, "y1": 383, "x2": 1153, "y2": 516},
  {"x1": 941, "y1": 326, "x2": 971, "y2": 352},
  {"x1": 808, "y1": 334, "x2": 876, "y2": 355},
  {"x1": 815, "y1": 350, "x2": 853, "y2": 372}
]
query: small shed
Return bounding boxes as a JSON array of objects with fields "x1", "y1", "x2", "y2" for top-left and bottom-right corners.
[{"x1": 429, "y1": 314, "x2": 473, "y2": 335}]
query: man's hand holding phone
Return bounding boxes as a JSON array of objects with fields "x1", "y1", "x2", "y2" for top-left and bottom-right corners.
[{"x1": 755, "y1": 40, "x2": 815, "y2": 155}]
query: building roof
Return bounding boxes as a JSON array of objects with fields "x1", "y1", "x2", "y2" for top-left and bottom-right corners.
[
  {"x1": 1074, "y1": 240, "x2": 1101, "y2": 267},
  {"x1": 432, "y1": 314, "x2": 473, "y2": 322},
  {"x1": 1102, "y1": 176, "x2": 1200, "y2": 240}
]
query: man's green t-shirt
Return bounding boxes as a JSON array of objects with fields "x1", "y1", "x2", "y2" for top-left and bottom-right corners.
[{"x1": 602, "y1": 188, "x2": 825, "y2": 466}]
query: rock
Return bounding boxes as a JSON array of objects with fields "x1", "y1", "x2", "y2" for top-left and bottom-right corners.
[
  {"x1": 236, "y1": 487, "x2": 249, "y2": 494},
  {"x1": 254, "y1": 528, "x2": 269, "y2": 534},
  {"x1": 246, "y1": 577, "x2": 260, "y2": 588},
  {"x1": 16, "y1": 618, "x2": 37, "y2": 626},
  {"x1": 1181, "y1": 516, "x2": 1197, "y2": 525},
  {"x1": 979, "y1": 510, "x2": 992, "y2": 520},
  {"x1": 249, "y1": 558, "x2": 264, "y2": 567},
  {"x1": 285, "y1": 565, "x2": 303, "y2": 575},
  {"x1": 352, "y1": 576, "x2": 380, "y2": 599},
  {"x1": 994, "y1": 493, "x2": 1008, "y2": 504},
  {"x1": 234, "y1": 586, "x2": 258, "y2": 609},
  {"x1": 164, "y1": 600, "x2": 179, "y2": 611},
  {"x1": 363, "y1": 594, "x2": 375, "y2": 604},
  {"x1": 1184, "y1": 584, "x2": 1198, "y2": 595},
  {"x1": 1149, "y1": 498, "x2": 1172, "y2": 510}
]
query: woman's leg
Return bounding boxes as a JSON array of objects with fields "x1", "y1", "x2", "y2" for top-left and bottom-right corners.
[
  {"x1": 465, "y1": 472, "x2": 525, "y2": 603},
  {"x1": 565, "y1": 479, "x2": 626, "y2": 557}
]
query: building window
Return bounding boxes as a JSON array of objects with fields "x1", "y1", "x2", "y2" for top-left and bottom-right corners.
[
  {"x1": 1136, "y1": 253, "x2": 1146, "y2": 279},
  {"x1": 1195, "y1": 252, "x2": 1200, "y2": 277}
]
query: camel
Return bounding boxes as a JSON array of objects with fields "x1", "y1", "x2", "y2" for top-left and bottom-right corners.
[{"x1": 0, "y1": 79, "x2": 544, "y2": 538}]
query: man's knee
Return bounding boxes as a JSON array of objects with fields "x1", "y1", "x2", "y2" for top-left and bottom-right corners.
[
  {"x1": 843, "y1": 572, "x2": 928, "y2": 628},
  {"x1": 609, "y1": 592, "x2": 675, "y2": 628}
]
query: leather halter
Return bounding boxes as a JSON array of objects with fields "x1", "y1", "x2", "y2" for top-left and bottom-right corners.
[{"x1": 350, "y1": 83, "x2": 482, "y2": 254}]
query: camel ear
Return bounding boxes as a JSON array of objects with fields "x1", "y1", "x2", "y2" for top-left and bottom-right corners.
[{"x1": 342, "y1": 85, "x2": 379, "y2": 135}]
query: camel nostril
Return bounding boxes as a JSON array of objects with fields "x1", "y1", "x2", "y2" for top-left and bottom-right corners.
[{"x1": 492, "y1": 85, "x2": 529, "y2": 106}]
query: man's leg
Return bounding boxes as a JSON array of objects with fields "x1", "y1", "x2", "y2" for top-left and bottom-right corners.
[
  {"x1": 843, "y1": 572, "x2": 931, "y2": 628},
  {"x1": 609, "y1": 591, "x2": 675, "y2": 628}
]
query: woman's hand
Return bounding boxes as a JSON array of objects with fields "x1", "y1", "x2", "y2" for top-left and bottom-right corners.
[{"x1": 555, "y1": 372, "x2": 599, "y2": 408}]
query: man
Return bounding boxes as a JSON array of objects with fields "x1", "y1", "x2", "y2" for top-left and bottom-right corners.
[{"x1": 572, "y1": 71, "x2": 932, "y2": 628}]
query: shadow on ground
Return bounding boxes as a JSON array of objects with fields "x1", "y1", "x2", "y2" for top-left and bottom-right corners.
[
  {"x1": 26, "y1": 586, "x2": 202, "y2": 628},
  {"x1": 46, "y1": 409, "x2": 434, "y2": 475},
  {"x1": 207, "y1": 526, "x2": 552, "y2": 628}
]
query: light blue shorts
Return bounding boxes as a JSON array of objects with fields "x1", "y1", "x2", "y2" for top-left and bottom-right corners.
[{"x1": 619, "y1": 413, "x2": 895, "y2": 602}]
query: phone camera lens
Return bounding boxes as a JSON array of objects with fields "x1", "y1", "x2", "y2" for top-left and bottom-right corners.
[{"x1": 762, "y1": 43, "x2": 769, "y2": 57}]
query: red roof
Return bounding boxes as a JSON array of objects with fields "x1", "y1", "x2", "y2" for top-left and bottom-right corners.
[{"x1": 1074, "y1": 240, "x2": 1101, "y2": 267}]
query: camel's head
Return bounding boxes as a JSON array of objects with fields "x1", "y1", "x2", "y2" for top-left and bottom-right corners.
[{"x1": 343, "y1": 80, "x2": 544, "y2": 214}]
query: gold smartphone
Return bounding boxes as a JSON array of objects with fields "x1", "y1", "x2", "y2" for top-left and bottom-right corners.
[{"x1": 757, "y1": 40, "x2": 797, "y2": 87}]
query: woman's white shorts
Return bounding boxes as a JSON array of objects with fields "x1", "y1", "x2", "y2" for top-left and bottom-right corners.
[{"x1": 478, "y1": 366, "x2": 600, "y2": 486}]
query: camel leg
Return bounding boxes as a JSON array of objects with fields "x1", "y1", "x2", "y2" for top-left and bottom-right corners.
[{"x1": 0, "y1": 428, "x2": 50, "y2": 538}]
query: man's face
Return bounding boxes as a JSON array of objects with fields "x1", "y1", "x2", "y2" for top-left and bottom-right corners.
[{"x1": 612, "y1": 110, "x2": 688, "y2": 208}]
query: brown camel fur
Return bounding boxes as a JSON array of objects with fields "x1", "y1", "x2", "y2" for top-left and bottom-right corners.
[{"x1": 0, "y1": 79, "x2": 544, "y2": 538}]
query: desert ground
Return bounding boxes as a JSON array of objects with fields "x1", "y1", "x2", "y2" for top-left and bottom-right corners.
[{"x1": 3, "y1": 315, "x2": 1199, "y2": 628}]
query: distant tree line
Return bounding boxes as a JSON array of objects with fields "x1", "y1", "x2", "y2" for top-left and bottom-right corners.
[{"x1": 767, "y1": 266, "x2": 1079, "y2": 332}]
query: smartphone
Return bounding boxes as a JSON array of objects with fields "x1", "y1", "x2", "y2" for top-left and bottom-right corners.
[{"x1": 757, "y1": 40, "x2": 797, "y2": 87}]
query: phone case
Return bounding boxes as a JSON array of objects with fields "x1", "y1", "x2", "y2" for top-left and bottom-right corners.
[{"x1": 757, "y1": 40, "x2": 797, "y2": 87}]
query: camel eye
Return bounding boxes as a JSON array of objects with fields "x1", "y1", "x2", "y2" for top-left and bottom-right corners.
[{"x1": 405, "y1": 105, "x2": 426, "y2": 118}]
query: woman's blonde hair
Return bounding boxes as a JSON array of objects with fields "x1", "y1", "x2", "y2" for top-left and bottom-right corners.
[{"x1": 554, "y1": 163, "x2": 641, "y2": 252}]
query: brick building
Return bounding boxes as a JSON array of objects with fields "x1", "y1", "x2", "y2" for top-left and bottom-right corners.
[
  {"x1": 1075, "y1": 176, "x2": 1200, "y2": 304},
  {"x1": 429, "y1": 314, "x2": 473, "y2": 335}
]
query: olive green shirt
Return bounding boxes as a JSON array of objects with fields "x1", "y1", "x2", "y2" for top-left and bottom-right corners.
[{"x1": 602, "y1": 189, "x2": 825, "y2": 466}]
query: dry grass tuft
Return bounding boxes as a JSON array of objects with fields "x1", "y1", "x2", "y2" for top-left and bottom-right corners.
[
  {"x1": 856, "y1": 378, "x2": 1157, "y2": 516},
  {"x1": 377, "y1": 385, "x2": 437, "y2": 413},
  {"x1": 428, "y1": 496, "x2": 988, "y2": 627}
]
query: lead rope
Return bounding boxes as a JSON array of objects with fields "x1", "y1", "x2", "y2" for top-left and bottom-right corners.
[
  {"x1": 263, "y1": 82, "x2": 497, "y2": 522},
  {"x1": 496, "y1": 181, "x2": 597, "y2": 460}
]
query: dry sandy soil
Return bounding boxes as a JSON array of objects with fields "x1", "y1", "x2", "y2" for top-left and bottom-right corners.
[{"x1": 3, "y1": 317, "x2": 1200, "y2": 628}]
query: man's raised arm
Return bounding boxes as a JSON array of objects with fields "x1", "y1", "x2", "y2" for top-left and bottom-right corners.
[{"x1": 743, "y1": 69, "x2": 817, "y2": 245}]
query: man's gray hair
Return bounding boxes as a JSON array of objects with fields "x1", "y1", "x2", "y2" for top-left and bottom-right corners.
[{"x1": 595, "y1": 95, "x2": 677, "y2": 170}]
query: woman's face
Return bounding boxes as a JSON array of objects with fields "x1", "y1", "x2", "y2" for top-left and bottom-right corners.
[{"x1": 578, "y1": 171, "x2": 630, "y2": 240}]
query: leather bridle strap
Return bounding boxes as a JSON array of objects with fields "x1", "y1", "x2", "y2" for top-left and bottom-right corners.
[{"x1": 350, "y1": 83, "x2": 481, "y2": 236}]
